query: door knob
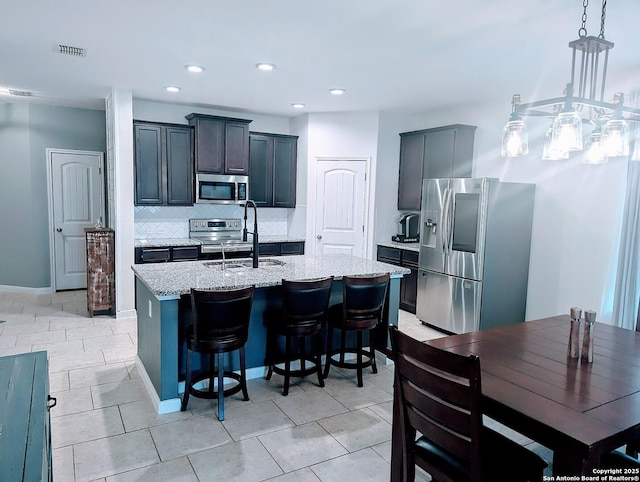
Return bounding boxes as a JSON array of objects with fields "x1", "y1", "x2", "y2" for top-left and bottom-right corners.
[
  {"x1": 316, "y1": 234, "x2": 322, "y2": 240},
  {"x1": 56, "y1": 228, "x2": 62, "y2": 232}
]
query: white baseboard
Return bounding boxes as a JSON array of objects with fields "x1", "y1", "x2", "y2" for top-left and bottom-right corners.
[
  {"x1": 0, "y1": 285, "x2": 54, "y2": 295},
  {"x1": 136, "y1": 355, "x2": 181, "y2": 414},
  {"x1": 116, "y1": 309, "x2": 137, "y2": 320}
]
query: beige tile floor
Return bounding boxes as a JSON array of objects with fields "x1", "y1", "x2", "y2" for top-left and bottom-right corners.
[{"x1": 0, "y1": 290, "x2": 551, "y2": 481}]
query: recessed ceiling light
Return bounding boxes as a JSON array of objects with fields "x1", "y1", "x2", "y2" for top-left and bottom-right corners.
[
  {"x1": 292, "y1": 103, "x2": 305, "y2": 109},
  {"x1": 256, "y1": 63, "x2": 276, "y2": 71},
  {"x1": 165, "y1": 86, "x2": 181, "y2": 93},
  {"x1": 185, "y1": 65, "x2": 205, "y2": 73},
  {"x1": 329, "y1": 88, "x2": 346, "y2": 95}
]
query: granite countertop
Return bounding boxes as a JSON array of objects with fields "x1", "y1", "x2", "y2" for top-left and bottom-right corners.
[
  {"x1": 258, "y1": 235, "x2": 305, "y2": 243},
  {"x1": 377, "y1": 241, "x2": 420, "y2": 252},
  {"x1": 132, "y1": 254, "x2": 410, "y2": 300},
  {"x1": 134, "y1": 236, "x2": 305, "y2": 248},
  {"x1": 135, "y1": 238, "x2": 199, "y2": 248}
]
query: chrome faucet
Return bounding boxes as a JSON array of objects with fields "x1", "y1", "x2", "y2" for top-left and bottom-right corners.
[{"x1": 242, "y1": 200, "x2": 259, "y2": 268}]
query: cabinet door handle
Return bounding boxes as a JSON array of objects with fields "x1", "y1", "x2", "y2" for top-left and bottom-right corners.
[
  {"x1": 56, "y1": 228, "x2": 62, "y2": 232},
  {"x1": 47, "y1": 395, "x2": 57, "y2": 411},
  {"x1": 316, "y1": 234, "x2": 322, "y2": 240}
]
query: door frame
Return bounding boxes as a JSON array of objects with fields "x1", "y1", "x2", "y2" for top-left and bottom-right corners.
[
  {"x1": 308, "y1": 157, "x2": 374, "y2": 258},
  {"x1": 46, "y1": 148, "x2": 105, "y2": 291}
]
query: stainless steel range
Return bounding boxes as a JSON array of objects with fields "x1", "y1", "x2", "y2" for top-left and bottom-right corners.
[{"x1": 189, "y1": 218, "x2": 253, "y2": 257}]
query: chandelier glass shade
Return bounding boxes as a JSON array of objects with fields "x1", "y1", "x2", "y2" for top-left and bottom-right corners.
[
  {"x1": 501, "y1": 117, "x2": 529, "y2": 157},
  {"x1": 583, "y1": 129, "x2": 606, "y2": 164},
  {"x1": 501, "y1": 0, "x2": 640, "y2": 163},
  {"x1": 542, "y1": 126, "x2": 569, "y2": 160}
]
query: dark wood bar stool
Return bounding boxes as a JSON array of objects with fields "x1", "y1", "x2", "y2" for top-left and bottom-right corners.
[
  {"x1": 181, "y1": 285, "x2": 254, "y2": 421},
  {"x1": 322, "y1": 273, "x2": 389, "y2": 387},
  {"x1": 265, "y1": 277, "x2": 333, "y2": 396}
]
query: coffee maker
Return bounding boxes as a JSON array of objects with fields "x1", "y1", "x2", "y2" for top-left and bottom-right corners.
[{"x1": 392, "y1": 213, "x2": 420, "y2": 243}]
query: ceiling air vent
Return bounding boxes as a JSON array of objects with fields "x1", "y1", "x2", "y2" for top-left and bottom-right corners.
[
  {"x1": 58, "y1": 44, "x2": 87, "y2": 57},
  {"x1": 9, "y1": 89, "x2": 33, "y2": 97}
]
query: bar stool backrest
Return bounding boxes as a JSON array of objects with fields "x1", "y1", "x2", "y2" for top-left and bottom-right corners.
[
  {"x1": 190, "y1": 286, "x2": 255, "y2": 350},
  {"x1": 282, "y1": 277, "x2": 333, "y2": 327},
  {"x1": 341, "y1": 273, "x2": 389, "y2": 326}
]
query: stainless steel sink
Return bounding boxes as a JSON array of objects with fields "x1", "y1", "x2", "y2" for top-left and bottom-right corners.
[{"x1": 204, "y1": 259, "x2": 285, "y2": 271}]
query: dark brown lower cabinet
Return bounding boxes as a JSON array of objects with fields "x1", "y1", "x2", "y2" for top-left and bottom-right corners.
[
  {"x1": 377, "y1": 245, "x2": 418, "y2": 313},
  {"x1": 258, "y1": 241, "x2": 305, "y2": 257}
]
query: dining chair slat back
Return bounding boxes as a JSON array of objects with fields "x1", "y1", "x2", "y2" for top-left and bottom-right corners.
[{"x1": 389, "y1": 325, "x2": 547, "y2": 482}]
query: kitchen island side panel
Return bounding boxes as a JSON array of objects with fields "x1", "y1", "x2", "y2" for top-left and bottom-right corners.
[{"x1": 136, "y1": 278, "x2": 179, "y2": 401}]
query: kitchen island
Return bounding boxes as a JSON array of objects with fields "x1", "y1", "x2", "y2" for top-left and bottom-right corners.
[{"x1": 132, "y1": 254, "x2": 410, "y2": 413}]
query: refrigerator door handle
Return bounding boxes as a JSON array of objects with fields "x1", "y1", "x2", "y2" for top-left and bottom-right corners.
[
  {"x1": 439, "y1": 188, "x2": 450, "y2": 256},
  {"x1": 443, "y1": 188, "x2": 453, "y2": 255}
]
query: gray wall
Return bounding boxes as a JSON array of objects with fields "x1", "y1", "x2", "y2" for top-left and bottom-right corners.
[{"x1": 0, "y1": 103, "x2": 106, "y2": 288}]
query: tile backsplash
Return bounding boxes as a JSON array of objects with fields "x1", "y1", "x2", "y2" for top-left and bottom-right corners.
[{"x1": 134, "y1": 205, "x2": 289, "y2": 239}]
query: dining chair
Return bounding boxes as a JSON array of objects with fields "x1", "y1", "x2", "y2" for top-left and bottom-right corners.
[
  {"x1": 265, "y1": 276, "x2": 333, "y2": 395},
  {"x1": 181, "y1": 285, "x2": 254, "y2": 421},
  {"x1": 323, "y1": 273, "x2": 389, "y2": 387},
  {"x1": 389, "y1": 325, "x2": 547, "y2": 481},
  {"x1": 623, "y1": 300, "x2": 640, "y2": 458}
]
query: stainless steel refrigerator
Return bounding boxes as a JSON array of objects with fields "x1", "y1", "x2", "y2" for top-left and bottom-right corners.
[{"x1": 417, "y1": 178, "x2": 535, "y2": 334}]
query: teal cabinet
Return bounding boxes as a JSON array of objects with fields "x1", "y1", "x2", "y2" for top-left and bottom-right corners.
[{"x1": 0, "y1": 352, "x2": 54, "y2": 481}]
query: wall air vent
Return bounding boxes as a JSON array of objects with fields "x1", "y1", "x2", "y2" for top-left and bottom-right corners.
[
  {"x1": 58, "y1": 44, "x2": 87, "y2": 57},
  {"x1": 9, "y1": 89, "x2": 33, "y2": 97}
]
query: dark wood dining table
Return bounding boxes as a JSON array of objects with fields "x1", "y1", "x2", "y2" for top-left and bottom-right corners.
[{"x1": 390, "y1": 315, "x2": 640, "y2": 478}]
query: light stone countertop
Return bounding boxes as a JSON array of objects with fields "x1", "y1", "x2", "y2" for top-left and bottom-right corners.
[
  {"x1": 132, "y1": 254, "x2": 410, "y2": 300},
  {"x1": 376, "y1": 241, "x2": 420, "y2": 252},
  {"x1": 135, "y1": 238, "x2": 200, "y2": 248}
]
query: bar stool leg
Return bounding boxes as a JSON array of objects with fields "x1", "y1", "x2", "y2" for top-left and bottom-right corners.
[
  {"x1": 300, "y1": 337, "x2": 306, "y2": 374},
  {"x1": 316, "y1": 332, "x2": 324, "y2": 387},
  {"x1": 181, "y1": 348, "x2": 192, "y2": 411},
  {"x1": 240, "y1": 346, "x2": 249, "y2": 401},
  {"x1": 369, "y1": 328, "x2": 377, "y2": 374},
  {"x1": 284, "y1": 334, "x2": 292, "y2": 396},
  {"x1": 356, "y1": 330, "x2": 363, "y2": 388},
  {"x1": 339, "y1": 330, "x2": 346, "y2": 364},
  {"x1": 265, "y1": 327, "x2": 274, "y2": 380},
  {"x1": 323, "y1": 325, "x2": 334, "y2": 379},
  {"x1": 217, "y1": 352, "x2": 225, "y2": 421}
]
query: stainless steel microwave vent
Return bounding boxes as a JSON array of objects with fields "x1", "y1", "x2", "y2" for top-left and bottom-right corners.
[{"x1": 57, "y1": 44, "x2": 87, "y2": 57}]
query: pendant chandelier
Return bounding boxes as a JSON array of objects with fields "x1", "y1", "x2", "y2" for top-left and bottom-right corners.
[{"x1": 501, "y1": 0, "x2": 640, "y2": 163}]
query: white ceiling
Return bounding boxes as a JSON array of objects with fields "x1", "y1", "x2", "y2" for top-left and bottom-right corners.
[{"x1": 1, "y1": 0, "x2": 639, "y2": 116}]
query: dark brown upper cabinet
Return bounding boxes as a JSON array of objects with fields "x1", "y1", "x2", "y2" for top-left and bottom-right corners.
[
  {"x1": 249, "y1": 132, "x2": 298, "y2": 208},
  {"x1": 186, "y1": 113, "x2": 252, "y2": 175},
  {"x1": 397, "y1": 124, "x2": 476, "y2": 211},
  {"x1": 134, "y1": 121, "x2": 194, "y2": 206}
]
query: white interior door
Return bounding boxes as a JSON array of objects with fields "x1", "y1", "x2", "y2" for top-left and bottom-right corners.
[
  {"x1": 49, "y1": 149, "x2": 104, "y2": 290},
  {"x1": 314, "y1": 159, "x2": 367, "y2": 256}
]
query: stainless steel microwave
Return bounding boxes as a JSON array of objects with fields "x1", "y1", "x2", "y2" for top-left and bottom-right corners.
[{"x1": 195, "y1": 173, "x2": 249, "y2": 204}]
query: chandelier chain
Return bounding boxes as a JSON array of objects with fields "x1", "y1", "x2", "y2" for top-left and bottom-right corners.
[
  {"x1": 579, "y1": 0, "x2": 589, "y2": 37},
  {"x1": 578, "y1": 0, "x2": 607, "y2": 39},
  {"x1": 599, "y1": 0, "x2": 607, "y2": 39}
]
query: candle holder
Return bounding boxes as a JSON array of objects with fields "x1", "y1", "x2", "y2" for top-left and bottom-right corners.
[
  {"x1": 568, "y1": 307, "x2": 581, "y2": 359},
  {"x1": 581, "y1": 310, "x2": 596, "y2": 363}
]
